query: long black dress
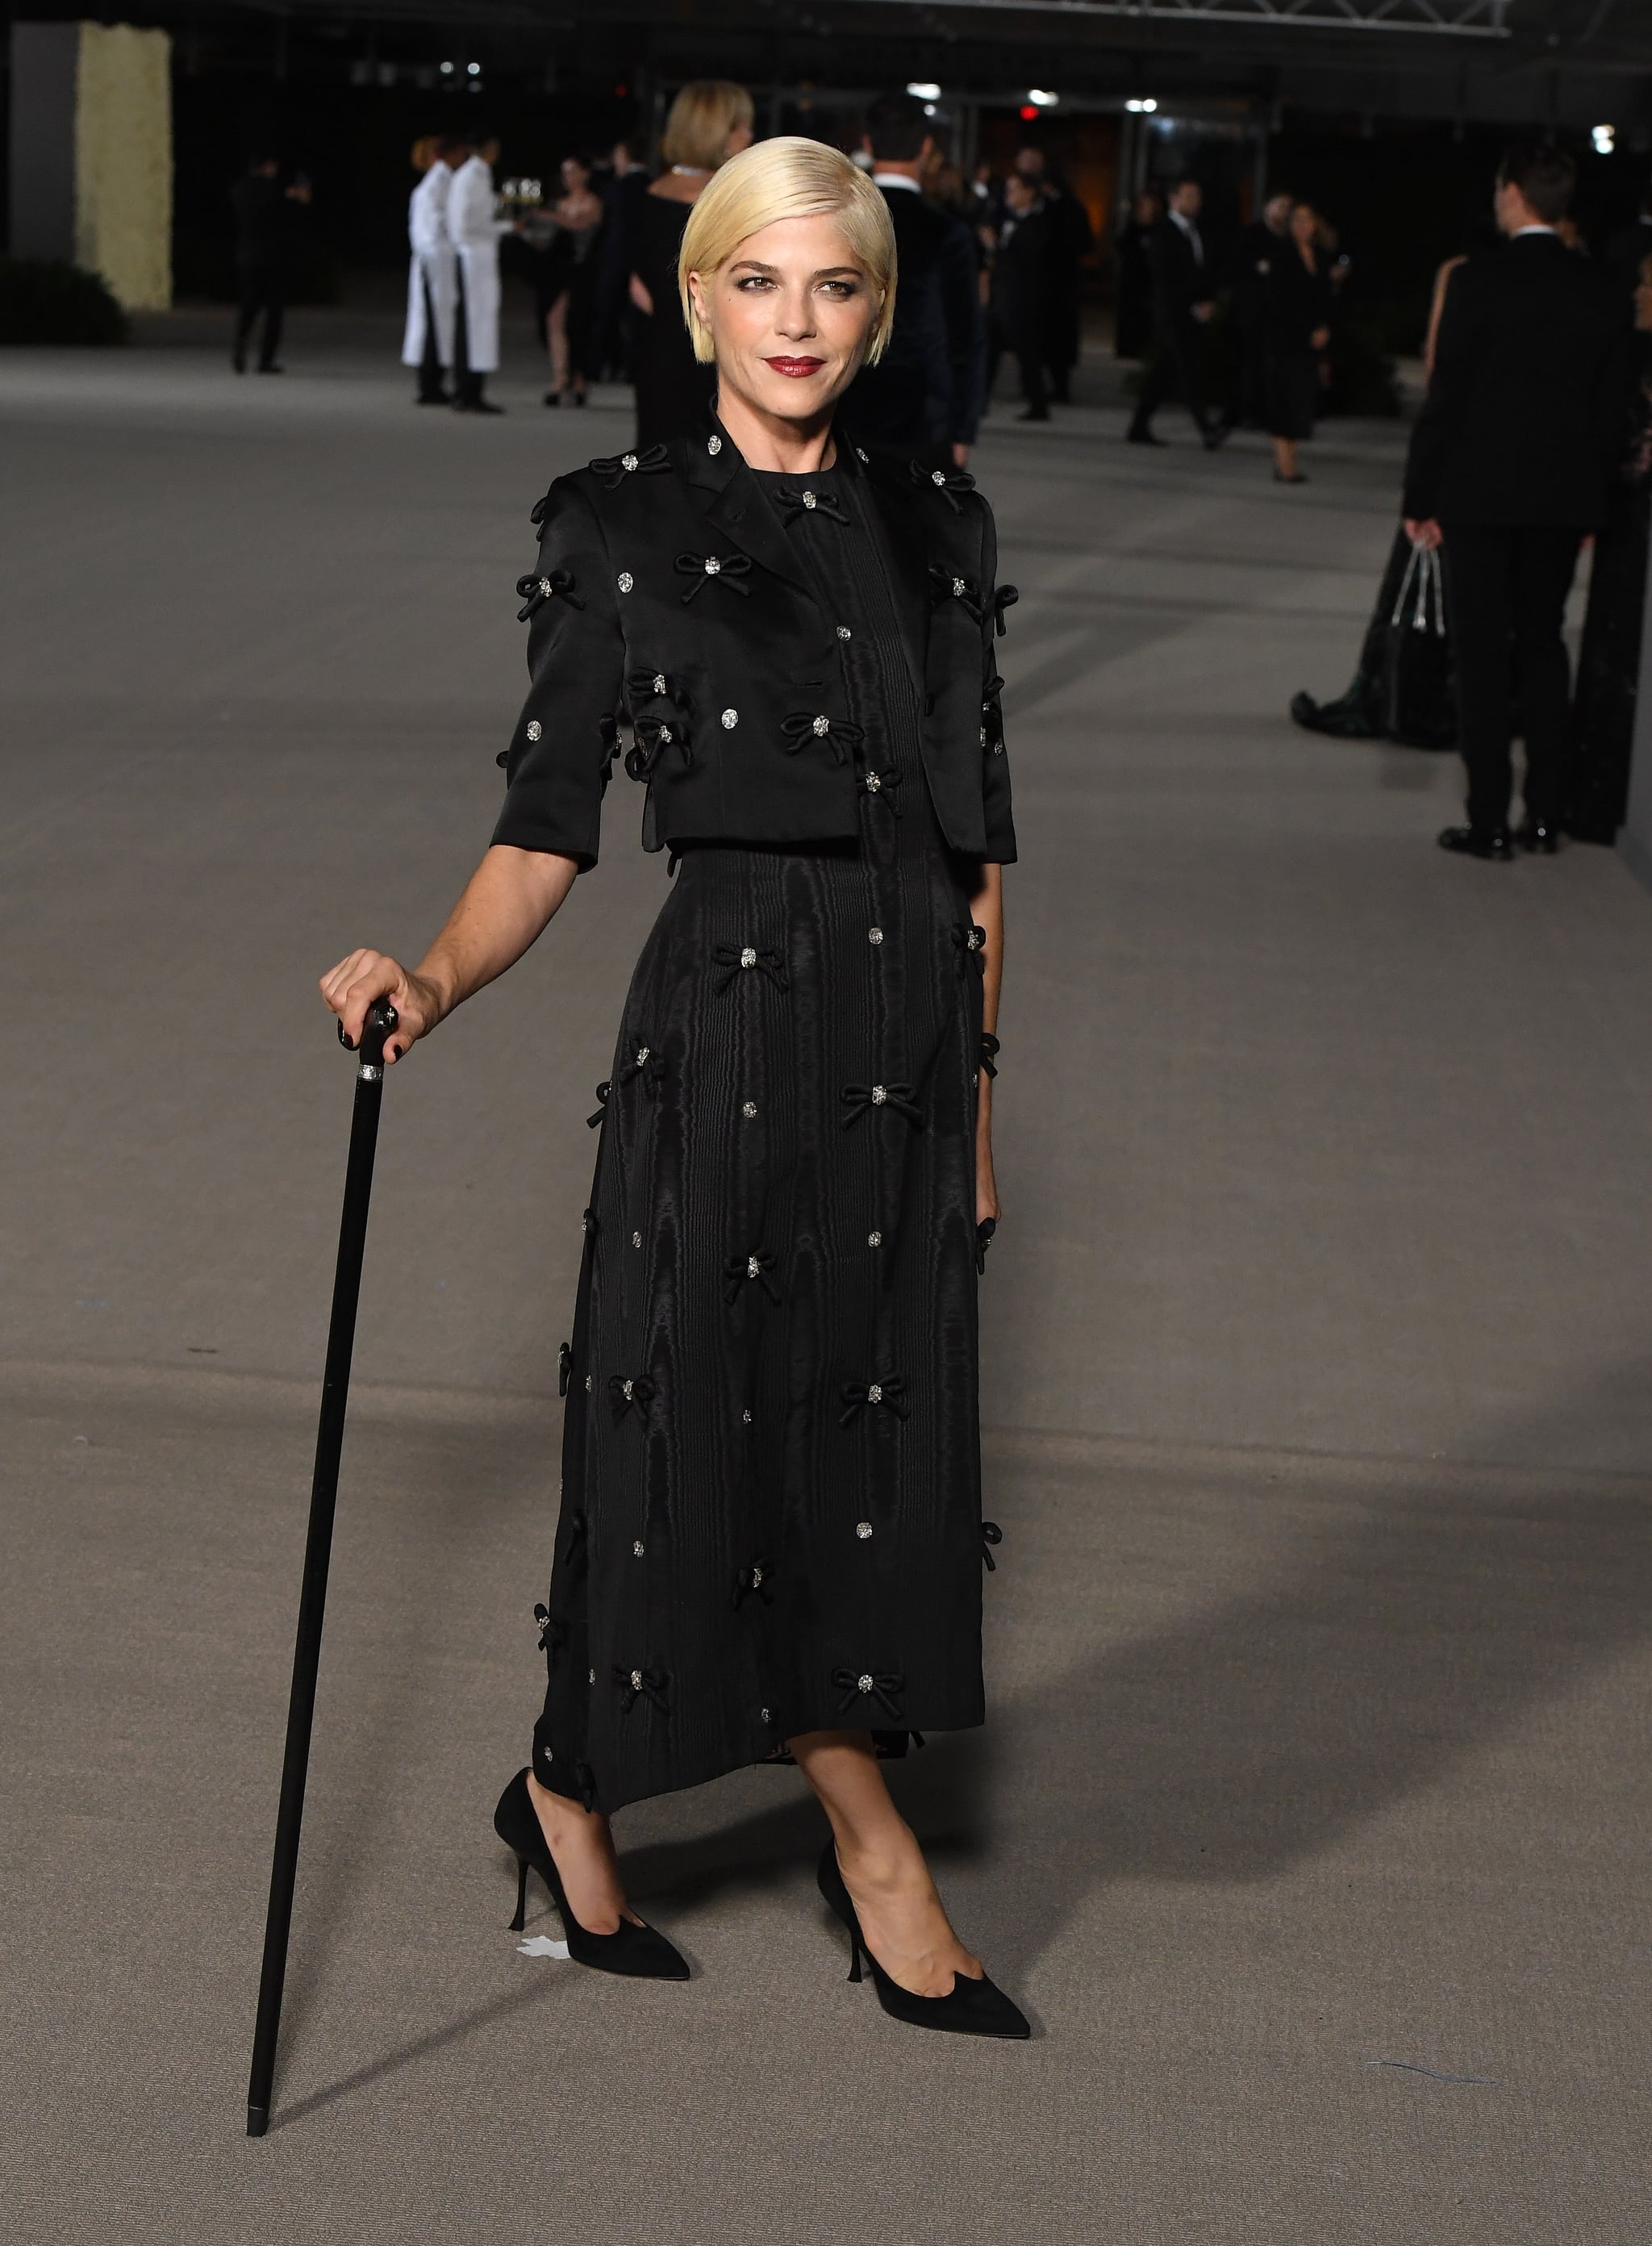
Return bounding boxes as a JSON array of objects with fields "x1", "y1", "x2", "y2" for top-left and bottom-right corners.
[
  {"x1": 1566, "y1": 333, "x2": 1652, "y2": 842},
  {"x1": 630, "y1": 193, "x2": 715, "y2": 447},
  {"x1": 531, "y1": 461, "x2": 992, "y2": 1817}
]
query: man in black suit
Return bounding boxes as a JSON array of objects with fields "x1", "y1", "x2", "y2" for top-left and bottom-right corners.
[
  {"x1": 1127, "y1": 177, "x2": 1227, "y2": 449},
  {"x1": 231, "y1": 152, "x2": 311, "y2": 374},
  {"x1": 1011, "y1": 144, "x2": 1093, "y2": 403},
  {"x1": 844, "y1": 91, "x2": 985, "y2": 466},
  {"x1": 1404, "y1": 143, "x2": 1630, "y2": 860},
  {"x1": 989, "y1": 171, "x2": 1054, "y2": 422}
]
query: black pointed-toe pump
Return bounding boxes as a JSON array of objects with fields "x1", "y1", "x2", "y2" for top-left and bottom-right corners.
[
  {"x1": 816, "y1": 1843, "x2": 1029, "y2": 2039},
  {"x1": 494, "y1": 1768, "x2": 689, "y2": 1981}
]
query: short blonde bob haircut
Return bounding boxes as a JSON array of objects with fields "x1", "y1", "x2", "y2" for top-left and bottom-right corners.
[
  {"x1": 661, "y1": 80, "x2": 755, "y2": 173},
  {"x1": 678, "y1": 137, "x2": 898, "y2": 367}
]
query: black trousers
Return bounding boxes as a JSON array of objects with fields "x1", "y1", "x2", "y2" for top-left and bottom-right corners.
[
  {"x1": 1129, "y1": 317, "x2": 1213, "y2": 437},
  {"x1": 1441, "y1": 523, "x2": 1582, "y2": 831},
  {"x1": 416, "y1": 275, "x2": 447, "y2": 401},
  {"x1": 988, "y1": 315, "x2": 1049, "y2": 416},
  {"x1": 234, "y1": 263, "x2": 284, "y2": 370}
]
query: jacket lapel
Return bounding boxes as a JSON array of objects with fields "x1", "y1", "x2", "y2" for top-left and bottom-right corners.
[{"x1": 682, "y1": 415, "x2": 819, "y2": 604}]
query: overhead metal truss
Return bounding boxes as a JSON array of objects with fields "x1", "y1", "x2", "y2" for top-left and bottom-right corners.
[{"x1": 870, "y1": 0, "x2": 1511, "y2": 32}]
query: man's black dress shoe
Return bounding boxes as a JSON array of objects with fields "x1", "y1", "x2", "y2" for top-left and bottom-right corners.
[
  {"x1": 1290, "y1": 681, "x2": 1382, "y2": 740},
  {"x1": 1126, "y1": 428, "x2": 1166, "y2": 447},
  {"x1": 1515, "y1": 820, "x2": 1561, "y2": 855},
  {"x1": 1437, "y1": 825, "x2": 1514, "y2": 862}
]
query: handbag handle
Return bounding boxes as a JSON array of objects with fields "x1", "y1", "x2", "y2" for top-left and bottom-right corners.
[{"x1": 1390, "y1": 539, "x2": 1425, "y2": 630}]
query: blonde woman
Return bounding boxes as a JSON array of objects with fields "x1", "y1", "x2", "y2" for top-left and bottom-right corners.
[
  {"x1": 628, "y1": 80, "x2": 753, "y2": 444},
  {"x1": 320, "y1": 136, "x2": 1026, "y2": 2039}
]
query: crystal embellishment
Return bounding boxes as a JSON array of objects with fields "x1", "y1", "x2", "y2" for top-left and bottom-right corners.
[
  {"x1": 870, "y1": 1085, "x2": 886, "y2": 1105},
  {"x1": 722, "y1": 707, "x2": 738, "y2": 728},
  {"x1": 589, "y1": 1667, "x2": 596, "y2": 1684},
  {"x1": 867, "y1": 1383, "x2": 883, "y2": 1404},
  {"x1": 621, "y1": 452, "x2": 639, "y2": 472},
  {"x1": 740, "y1": 946, "x2": 757, "y2": 968},
  {"x1": 636, "y1": 1045, "x2": 649, "y2": 1063},
  {"x1": 632, "y1": 1230, "x2": 642, "y2": 1247},
  {"x1": 857, "y1": 1672, "x2": 874, "y2": 1693},
  {"x1": 621, "y1": 1378, "x2": 634, "y2": 1400},
  {"x1": 952, "y1": 575, "x2": 966, "y2": 598},
  {"x1": 525, "y1": 720, "x2": 542, "y2": 741},
  {"x1": 742, "y1": 1408, "x2": 753, "y2": 1424},
  {"x1": 538, "y1": 577, "x2": 552, "y2": 597},
  {"x1": 803, "y1": 490, "x2": 817, "y2": 510},
  {"x1": 742, "y1": 1100, "x2": 757, "y2": 1118},
  {"x1": 708, "y1": 434, "x2": 723, "y2": 454},
  {"x1": 761, "y1": 1706, "x2": 770, "y2": 1722},
  {"x1": 751, "y1": 1563, "x2": 764, "y2": 1586},
  {"x1": 868, "y1": 927, "x2": 883, "y2": 946},
  {"x1": 866, "y1": 771, "x2": 881, "y2": 792},
  {"x1": 932, "y1": 469, "x2": 946, "y2": 486},
  {"x1": 617, "y1": 571, "x2": 633, "y2": 592},
  {"x1": 633, "y1": 1539, "x2": 645, "y2": 1555},
  {"x1": 747, "y1": 1255, "x2": 761, "y2": 1278},
  {"x1": 653, "y1": 673, "x2": 667, "y2": 694},
  {"x1": 867, "y1": 1232, "x2": 882, "y2": 1246},
  {"x1": 631, "y1": 1668, "x2": 643, "y2": 1689},
  {"x1": 703, "y1": 557, "x2": 721, "y2": 577},
  {"x1": 856, "y1": 1521, "x2": 873, "y2": 1538},
  {"x1": 837, "y1": 624, "x2": 851, "y2": 640}
]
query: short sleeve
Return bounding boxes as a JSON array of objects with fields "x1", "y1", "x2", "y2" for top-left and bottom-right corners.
[
  {"x1": 490, "y1": 478, "x2": 626, "y2": 870},
  {"x1": 977, "y1": 500, "x2": 1017, "y2": 865}
]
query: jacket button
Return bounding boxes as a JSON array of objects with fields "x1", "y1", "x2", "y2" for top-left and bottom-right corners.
[
  {"x1": 837, "y1": 625, "x2": 852, "y2": 641},
  {"x1": 742, "y1": 1100, "x2": 758, "y2": 1118},
  {"x1": 867, "y1": 927, "x2": 884, "y2": 946},
  {"x1": 722, "y1": 708, "x2": 738, "y2": 728},
  {"x1": 617, "y1": 571, "x2": 633, "y2": 592},
  {"x1": 525, "y1": 720, "x2": 541, "y2": 741}
]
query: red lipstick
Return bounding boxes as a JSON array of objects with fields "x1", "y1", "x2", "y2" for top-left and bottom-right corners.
[{"x1": 763, "y1": 356, "x2": 826, "y2": 378}]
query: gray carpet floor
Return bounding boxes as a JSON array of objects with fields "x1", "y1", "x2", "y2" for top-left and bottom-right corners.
[{"x1": 4, "y1": 310, "x2": 1650, "y2": 2243}]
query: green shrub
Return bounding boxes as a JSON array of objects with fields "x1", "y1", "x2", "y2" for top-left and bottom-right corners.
[{"x1": 0, "y1": 259, "x2": 128, "y2": 344}]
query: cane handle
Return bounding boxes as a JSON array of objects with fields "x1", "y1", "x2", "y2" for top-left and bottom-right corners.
[{"x1": 336, "y1": 999, "x2": 399, "y2": 1075}]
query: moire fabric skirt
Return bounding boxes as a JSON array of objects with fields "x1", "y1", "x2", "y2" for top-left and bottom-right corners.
[{"x1": 529, "y1": 815, "x2": 991, "y2": 1816}]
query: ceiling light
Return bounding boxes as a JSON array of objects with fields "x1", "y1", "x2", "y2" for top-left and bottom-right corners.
[
  {"x1": 1027, "y1": 89, "x2": 1058, "y2": 108},
  {"x1": 440, "y1": 59, "x2": 453, "y2": 73},
  {"x1": 1592, "y1": 123, "x2": 1616, "y2": 155},
  {"x1": 467, "y1": 61, "x2": 481, "y2": 75},
  {"x1": 1126, "y1": 97, "x2": 1158, "y2": 114},
  {"x1": 906, "y1": 81, "x2": 941, "y2": 100}
]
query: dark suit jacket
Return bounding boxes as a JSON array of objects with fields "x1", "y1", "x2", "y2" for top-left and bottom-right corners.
[
  {"x1": 231, "y1": 174, "x2": 289, "y2": 269},
  {"x1": 1260, "y1": 245, "x2": 1333, "y2": 357},
  {"x1": 1146, "y1": 215, "x2": 1213, "y2": 334},
  {"x1": 494, "y1": 422, "x2": 1016, "y2": 867},
  {"x1": 1403, "y1": 232, "x2": 1631, "y2": 528},
  {"x1": 991, "y1": 205, "x2": 1054, "y2": 340},
  {"x1": 842, "y1": 185, "x2": 986, "y2": 452}
]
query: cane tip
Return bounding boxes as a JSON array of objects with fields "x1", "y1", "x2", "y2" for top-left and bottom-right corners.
[{"x1": 246, "y1": 2105, "x2": 270, "y2": 2138}]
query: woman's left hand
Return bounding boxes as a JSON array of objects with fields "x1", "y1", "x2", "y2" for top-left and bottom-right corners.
[{"x1": 976, "y1": 1140, "x2": 1001, "y2": 1229}]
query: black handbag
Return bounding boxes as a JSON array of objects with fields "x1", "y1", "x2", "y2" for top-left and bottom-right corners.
[{"x1": 1381, "y1": 539, "x2": 1457, "y2": 749}]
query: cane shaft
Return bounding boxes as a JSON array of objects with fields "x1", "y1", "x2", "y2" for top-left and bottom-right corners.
[{"x1": 247, "y1": 1004, "x2": 394, "y2": 2136}]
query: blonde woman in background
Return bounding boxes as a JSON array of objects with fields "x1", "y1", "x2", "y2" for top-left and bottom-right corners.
[{"x1": 628, "y1": 80, "x2": 753, "y2": 444}]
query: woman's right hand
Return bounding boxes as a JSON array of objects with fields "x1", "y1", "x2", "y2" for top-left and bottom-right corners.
[{"x1": 319, "y1": 949, "x2": 441, "y2": 1065}]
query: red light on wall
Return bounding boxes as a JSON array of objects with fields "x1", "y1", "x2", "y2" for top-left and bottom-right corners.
[
  {"x1": 1019, "y1": 104, "x2": 1038, "y2": 120},
  {"x1": 615, "y1": 83, "x2": 628, "y2": 95}
]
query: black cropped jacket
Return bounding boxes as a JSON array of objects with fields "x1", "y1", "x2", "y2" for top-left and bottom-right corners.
[{"x1": 490, "y1": 419, "x2": 1016, "y2": 870}]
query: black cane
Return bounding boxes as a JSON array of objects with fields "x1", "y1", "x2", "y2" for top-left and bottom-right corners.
[{"x1": 246, "y1": 998, "x2": 398, "y2": 2138}]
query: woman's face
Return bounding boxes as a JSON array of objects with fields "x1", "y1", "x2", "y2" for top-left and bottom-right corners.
[
  {"x1": 1290, "y1": 203, "x2": 1317, "y2": 248},
  {"x1": 690, "y1": 211, "x2": 880, "y2": 424},
  {"x1": 561, "y1": 157, "x2": 589, "y2": 196}
]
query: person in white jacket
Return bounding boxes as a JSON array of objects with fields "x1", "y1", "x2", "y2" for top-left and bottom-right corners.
[
  {"x1": 448, "y1": 134, "x2": 515, "y2": 414},
  {"x1": 402, "y1": 136, "x2": 458, "y2": 406}
]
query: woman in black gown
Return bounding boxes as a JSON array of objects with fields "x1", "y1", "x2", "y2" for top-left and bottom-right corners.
[
  {"x1": 628, "y1": 81, "x2": 753, "y2": 447},
  {"x1": 320, "y1": 136, "x2": 1028, "y2": 2040},
  {"x1": 1262, "y1": 201, "x2": 1332, "y2": 486}
]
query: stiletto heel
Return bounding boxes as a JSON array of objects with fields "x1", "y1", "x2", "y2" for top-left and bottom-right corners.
[
  {"x1": 816, "y1": 1843, "x2": 1029, "y2": 2039},
  {"x1": 494, "y1": 1768, "x2": 689, "y2": 1981}
]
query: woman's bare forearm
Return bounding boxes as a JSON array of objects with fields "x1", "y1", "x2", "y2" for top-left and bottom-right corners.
[{"x1": 415, "y1": 844, "x2": 580, "y2": 1021}]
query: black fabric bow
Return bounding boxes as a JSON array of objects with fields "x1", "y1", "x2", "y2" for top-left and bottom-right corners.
[
  {"x1": 781, "y1": 711, "x2": 865, "y2": 765},
  {"x1": 859, "y1": 764, "x2": 903, "y2": 813},
  {"x1": 581, "y1": 1205, "x2": 600, "y2": 1238},
  {"x1": 533, "y1": 1601, "x2": 567, "y2": 1655},
  {"x1": 974, "y1": 1217, "x2": 996, "y2": 1275},
  {"x1": 928, "y1": 562, "x2": 985, "y2": 621},
  {"x1": 587, "y1": 1079, "x2": 611, "y2": 1129},
  {"x1": 724, "y1": 1248, "x2": 782, "y2": 1305},
  {"x1": 619, "y1": 1042, "x2": 667, "y2": 1095},
  {"x1": 841, "y1": 1082, "x2": 924, "y2": 1129},
  {"x1": 515, "y1": 568, "x2": 586, "y2": 622},
  {"x1": 557, "y1": 1340, "x2": 572, "y2": 1397},
  {"x1": 732, "y1": 1555, "x2": 775, "y2": 1609},
  {"x1": 992, "y1": 583, "x2": 1019, "y2": 637},
  {"x1": 909, "y1": 459, "x2": 977, "y2": 513},
  {"x1": 981, "y1": 1521, "x2": 1003, "y2": 1572},
  {"x1": 839, "y1": 1376, "x2": 909, "y2": 1427},
  {"x1": 561, "y1": 1509, "x2": 587, "y2": 1567},
  {"x1": 832, "y1": 1667, "x2": 906, "y2": 1720},
  {"x1": 773, "y1": 482, "x2": 850, "y2": 525},
  {"x1": 608, "y1": 1373, "x2": 657, "y2": 1421},
  {"x1": 588, "y1": 442, "x2": 671, "y2": 488},
  {"x1": 571, "y1": 1760, "x2": 599, "y2": 1812},
  {"x1": 979, "y1": 1033, "x2": 1000, "y2": 1081},
  {"x1": 952, "y1": 923, "x2": 987, "y2": 978},
  {"x1": 628, "y1": 664, "x2": 690, "y2": 713},
  {"x1": 613, "y1": 1664, "x2": 670, "y2": 1713},
  {"x1": 675, "y1": 551, "x2": 753, "y2": 602},
  {"x1": 625, "y1": 713, "x2": 692, "y2": 781},
  {"x1": 712, "y1": 943, "x2": 789, "y2": 994}
]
